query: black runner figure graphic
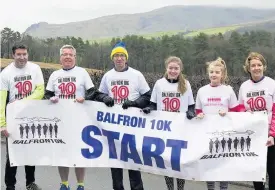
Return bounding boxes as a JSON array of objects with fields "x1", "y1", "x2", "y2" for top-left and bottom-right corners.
[
  {"x1": 227, "y1": 138, "x2": 232, "y2": 152},
  {"x1": 209, "y1": 139, "x2": 214, "y2": 154},
  {"x1": 19, "y1": 124, "x2": 24, "y2": 139},
  {"x1": 25, "y1": 124, "x2": 30, "y2": 138},
  {"x1": 240, "y1": 137, "x2": 245, "y2": 151},
  {"x1": 246, "y1": 136, "x2": 251, "y2": 151},
  {"x1": 49, "y1": 124, "x2": 53, "y2": 138},
  {"x1": 54, "y1": 123, "x2": 58, "y2": 138},
  {"x1": 37, "y1": 124, "x2": 42, "y2": 138},
  {"x1": 31, "y1": 123, "x2": 36, "y2": 138},
  {"x1": 234, "y1": 137, "x2": 239, "y2": 151},
  {"x1": 221, "y1": 138, "x2": 226, "y2": 152},
  {"x1": 43, "y1": 123, "x2": 48, "y2": 138},
  {"x1": 214, "y1": 138, "x2": 220, "y2": 153}
]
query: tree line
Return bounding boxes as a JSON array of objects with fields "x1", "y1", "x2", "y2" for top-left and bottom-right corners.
[{"x1": 1, "y1": 27, "x2": 275, "y2": 76}]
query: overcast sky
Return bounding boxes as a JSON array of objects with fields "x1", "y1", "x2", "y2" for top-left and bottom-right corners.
[{"x1": 1, "y1": 0, "x2": 275, "y2": 32}]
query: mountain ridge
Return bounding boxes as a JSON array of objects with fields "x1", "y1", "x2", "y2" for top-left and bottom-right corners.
[{"x1": 24, "y1": 5, "x2": 275, "y2": 40}]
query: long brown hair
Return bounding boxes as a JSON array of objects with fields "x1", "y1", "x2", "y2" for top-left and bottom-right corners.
[
  {"x1": 164, "y1": 56, "x2": 187, "y2": 94},
  {"x1": 206, "y1": 57, "x2": 228, "y2": 84}
]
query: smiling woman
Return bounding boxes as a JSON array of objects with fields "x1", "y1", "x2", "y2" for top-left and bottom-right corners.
[
  {"x1": 243, "y1": 52, "x2": 267, "y2": 82},
  {"x1": 238, "y1": 52, "x2": 275, "y2": 190}
]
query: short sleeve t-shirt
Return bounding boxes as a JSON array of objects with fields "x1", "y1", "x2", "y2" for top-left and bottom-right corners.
[
  {"x1": 46, "y1": 66, "x2": 94, "y2": 99},
  {"x1": 238, "y1": 76, "x2": 275, "y2": 124},
  {"x1": 98, "y1": 67, "x2": 150, "y2": 105},
  {"x1": 150, "y1": 78, "x2": 195, "y2": 112},
  {"x1": 0, "y1": 62, "x2": 44, "y2": 102},
  {"x1": 195, "y1": 84, "x2": 238, "y2": 114}
]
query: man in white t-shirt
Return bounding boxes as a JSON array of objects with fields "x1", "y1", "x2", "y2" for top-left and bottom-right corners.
[
  {"x1": 98, "y1": 42, "x2": 151, "y2": 190},
  {"x1": 44, "y1": 45, "x2": 110, "y2": 190},
  {"x1": 0, "y1": 44, "x2": 44, "y2": 190}
]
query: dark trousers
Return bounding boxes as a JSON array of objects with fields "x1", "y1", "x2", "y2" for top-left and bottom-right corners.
[
  {"x1": 111, "y1": 168, "x2": 144, "y2": 190},
  {"x1": 253, "y1": 145, "x2": 275, "y2": 190},
  {"x1": 5, "y1": 139, "x2": 35, "y2": 188}
]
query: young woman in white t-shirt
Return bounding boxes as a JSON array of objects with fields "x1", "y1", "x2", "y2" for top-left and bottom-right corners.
[
  {"x1": 238, "y1": 52, "x2": 275, "y2": 190},
  {"x1": 142, "y1": 56, "x2": 196, "y2": 190},
  {"x1": 195, "y1": 57, "x2": 239, "y2": 190}
]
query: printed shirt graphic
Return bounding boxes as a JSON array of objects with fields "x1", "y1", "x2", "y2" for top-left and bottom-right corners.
[
  {"x1": 150, "y1": 78, "x2": 195, "y2": 112},
  {"x1": 195, "y1": 84, "x2": 238, "y2": 114},
  {"x1": 99, "y1": 67, "x2": 150, "y2": 105},
  {"x1": 0, "y1": 62, "x2": 44, "y2": 102},
  {"x1": 238, "y1": 76, "x2": 275, "y2": 124},
  {"x1": 46, "y1": 66, "x2": 94, "y2": 99}
]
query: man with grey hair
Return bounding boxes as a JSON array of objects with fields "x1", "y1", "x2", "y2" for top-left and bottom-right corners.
[{"x1": 44, "y1": 44, "x2": 110, "y2": 190}]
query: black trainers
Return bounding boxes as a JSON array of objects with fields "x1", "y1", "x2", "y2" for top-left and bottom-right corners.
[{"x1": 26, "y1": 182, "x2": 42, "y2": 190}]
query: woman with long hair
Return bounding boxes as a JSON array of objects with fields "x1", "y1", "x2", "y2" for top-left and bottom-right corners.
[{"x1": 142, "y1": 56, "x2": 196, "y2": 190}]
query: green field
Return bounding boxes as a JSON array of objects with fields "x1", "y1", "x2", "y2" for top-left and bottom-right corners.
[{"x1": 184, "y1": 25, "x2": 241, "y2": 37}]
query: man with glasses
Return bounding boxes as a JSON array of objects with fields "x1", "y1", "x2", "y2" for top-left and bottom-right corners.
[
  {"x1": 44, "y1": 44, "x2": 107, "y2": 190},
  {"x1": 0, "y1": 44, "x2": 44, "y2": 190},
  {"x1": 98, "y1": 42, "x2": 151, "y2": 190}
]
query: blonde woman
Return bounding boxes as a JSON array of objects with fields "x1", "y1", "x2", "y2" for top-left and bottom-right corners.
[{"x1": 195, "y1": 57, "x2": 239, "y2": 190}]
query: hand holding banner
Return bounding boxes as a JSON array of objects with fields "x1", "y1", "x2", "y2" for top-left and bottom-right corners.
[{"x1": 7, "y1": 100, "x2": 268, "y2": 181}]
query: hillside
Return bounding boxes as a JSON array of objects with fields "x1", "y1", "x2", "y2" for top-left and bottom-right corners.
[
  {"x1": 24, "y1": 5, "x2": 275, "y2": 40},
  {"x1": 236, "y1": 20, "x2": 275, "y2": 33}
]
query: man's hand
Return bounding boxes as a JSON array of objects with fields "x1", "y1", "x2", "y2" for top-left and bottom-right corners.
[
  {"x1": 186, "y1": 110, "x2": 196, "y2": 120},
  {"x1": 122, "y1": 100, "x2": 137, "y2": 109},
  {"x1": 266, "y1": 136, "x2": 274, "y2": 147},
  {"x1": 75, "y1": 97, "x2": 85, "y2": 103},
  {"x1": 50, "y1": 96, "x2": 59, "y2": 103},
  {"x1": 142, "y1": 107, "x2": 151, "y2": 114},
  {"x1": 1, "y1": 128, "x2": 9, "y2": 138},
  {"x1": 103, "y1": 96, "x2": 114, "y2": 107}
]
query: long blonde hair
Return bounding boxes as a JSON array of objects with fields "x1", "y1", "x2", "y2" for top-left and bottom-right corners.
[
  {"x1": 164, "y1": 56, "x2": 187, "y2": 94},
  {"x1": 206, "y1": 57, "x2": 228, "y2": 84},
  {"x1": 243, "y1": 52, "x2": 267, "y2": 74}
]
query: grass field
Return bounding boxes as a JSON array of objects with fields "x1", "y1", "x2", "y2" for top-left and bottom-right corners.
[
  {"x1": 88, "y1": 25, "x2": 241, "y2": 43},
  {"x1": 0, "y1": 59, "x2": 103, "y2": 74},
  {"x1": 184, "y1": 25, "x2": 241, "y2": 37}
]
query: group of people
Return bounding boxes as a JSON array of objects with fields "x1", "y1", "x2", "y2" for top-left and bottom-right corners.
[{"x1": 0, "y1": 42, "x2": 274, "y2": 190}]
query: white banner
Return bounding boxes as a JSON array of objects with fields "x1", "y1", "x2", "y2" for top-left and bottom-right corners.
[{"x1": 6, "y1": 100, "x2": 268, "y2": 181}]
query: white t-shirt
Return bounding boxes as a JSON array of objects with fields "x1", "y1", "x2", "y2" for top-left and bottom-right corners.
[
  {"x1": 46, "y1": 66, "x2": 94, "y2": 99},
  {"x1": 0, "y1": 62, "x2": 44, "y2": 102},
  {"x1": 150, "y1": 78, "x2": 195, "y2": 112},
  {"x1": 195, "y1": 84, "x2": 238, "y2": 114},
  {"x1": 99, "y1": 67, "x2": 150, "y2": 105},
  {"x1": 238, "y1": 76, "x2": 275, "y2": 124}
]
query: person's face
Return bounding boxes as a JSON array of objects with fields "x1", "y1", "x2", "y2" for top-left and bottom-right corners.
[
  {"x1": 13, "y1": 48, "x2": 28, "y2": 68},
  {"x1": 249, "y1": 58, "x2": 264, "y2": 81},
  {"x1": 60, "y1": 48, "x2": 76, "y2": 69},
  {"x1": 208, "y1": 65, "x2": 222, "y2": 86},
  {"x1": 113, "y1": 53, "x2": 127, "y2": 71},
  {"x1": 166, "y1": 61, "x2": 181, "y2": 79}
]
